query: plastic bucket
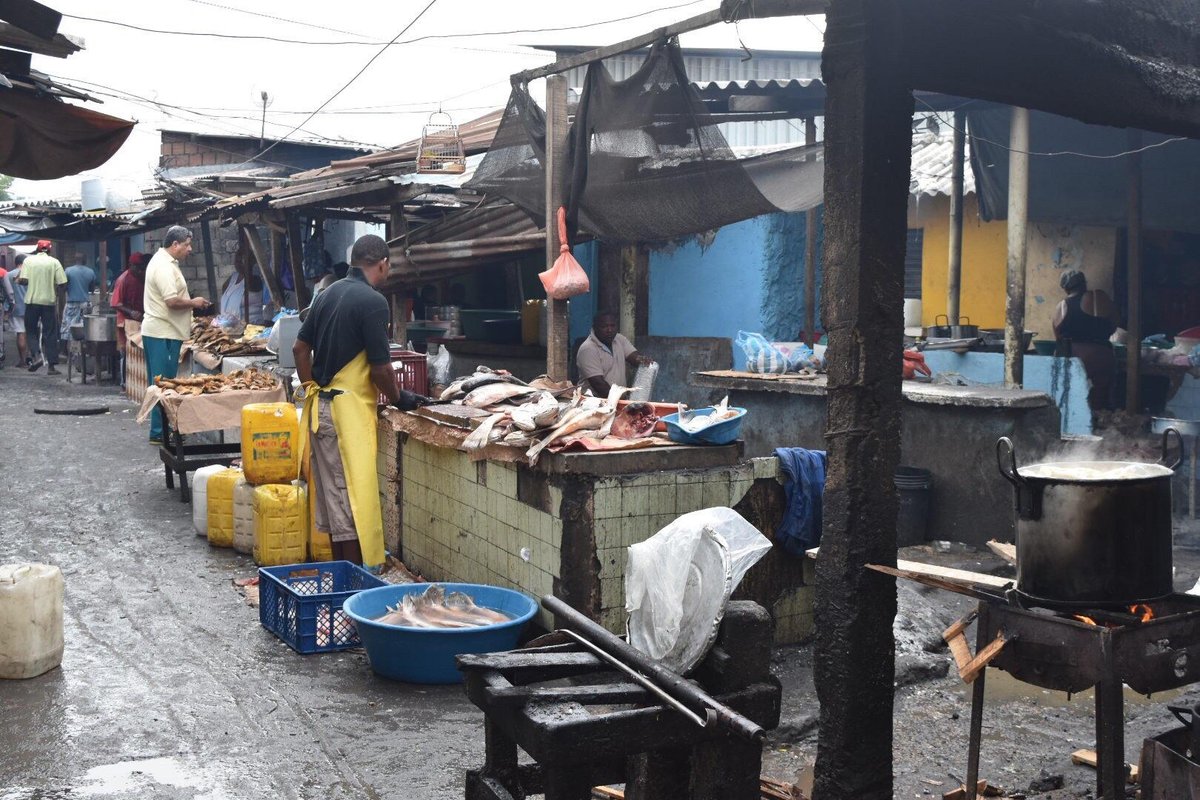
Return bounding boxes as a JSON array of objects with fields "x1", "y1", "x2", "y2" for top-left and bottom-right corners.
[{"x1": 894, "y1": 466, "x2": 932, "y2": 546}]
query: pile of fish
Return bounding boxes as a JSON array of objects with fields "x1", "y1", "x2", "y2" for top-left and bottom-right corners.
[
  {"x1": 675, "y1": 395, "x2": 742, "y2": 434},
  {"x1": 373, "y1": 584, "x2": 512, "y2": 629},
  {"x1": 438, "y1": 366, "x2": 662, "y2": 464}
]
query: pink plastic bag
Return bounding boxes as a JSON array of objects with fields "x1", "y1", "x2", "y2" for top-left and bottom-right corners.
[{"x1": 538, "y1": 207, "x2": 591, "y2": 300}]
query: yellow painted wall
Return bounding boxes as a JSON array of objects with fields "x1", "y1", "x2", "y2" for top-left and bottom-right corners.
[{"x1": 911, "y1": 194, "x2": 1117, "y2": 338}]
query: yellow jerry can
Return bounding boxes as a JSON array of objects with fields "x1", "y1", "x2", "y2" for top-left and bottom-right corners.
[
  {"x1": 253, "y1": 483, "x2": 308, "y2": 567},
  {"x1": 241, "y1": 402, "x2": 300, "y2": 485},
  {"x1": 205, "y1": 468, "x2": 243, "y2": 548}
]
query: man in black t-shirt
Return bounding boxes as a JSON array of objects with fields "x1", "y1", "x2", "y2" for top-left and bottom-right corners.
[{"x1": 294, "y1": 234, "x2": 429, "y2": 569}]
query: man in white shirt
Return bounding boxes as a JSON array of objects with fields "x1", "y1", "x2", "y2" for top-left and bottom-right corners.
[
  {"x1": 142, "y1": 226, "x2": 208, "y2": 445},
  {"x1": 576, "y1": 310, "x2": 650, "y2": 397}
]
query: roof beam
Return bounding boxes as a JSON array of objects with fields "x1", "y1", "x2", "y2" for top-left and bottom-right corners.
[
  {"x1": 0, "y1": 20, "x2": 79, "y2": 57},
  {"x1": 0, "y1": 0, "x2": 60, "y2": 40},
  {"x1": 513, "y1": 0, "x2": 827, "y2": 83}
]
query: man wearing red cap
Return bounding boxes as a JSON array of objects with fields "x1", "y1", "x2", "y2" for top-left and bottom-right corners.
[
  {"x1": 110, "y1": 252, "x2": 147, "y2": 388},
  {"x1": 17, "y1": 240, "x2": 67, "y2": 374}
]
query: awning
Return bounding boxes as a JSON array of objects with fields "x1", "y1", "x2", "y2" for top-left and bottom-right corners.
[
  {"x1": 0, "y1": 90, "x2": 134, "y2": 180},
  {"x1": 969, "y1": 106, "x2": 1200, "y2": 233}
]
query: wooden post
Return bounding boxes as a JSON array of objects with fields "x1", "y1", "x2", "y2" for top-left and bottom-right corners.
[
  {"x1": 947, "y1": 109, "x2": 966, "y2": 324},
  {"x1": 97, "y1": 238, "x2": 108, "y2": 303},
  {"x1": 813, "y1": 0, "x2": 910, "y2": 797},
  {"x1": 1004, "y1": 107, "x2": 1030, "y2": 389},
  {"x1": 200, "y1": 220, "x2": 218, "y2": 302},
  {"x1": 544, "y1": 74, "x2": 570, "y2": 381},
  {"x1": 386, "y1": 204, "x2": 407, "y2": 344},
  {"x1": 619, "y1": 245, "x2": 647, "y2": 342},
  {"x1": 285, "y1": 214, "x2": 311, "y2": 309},
  {"x1": 241, "y1": 223, "x2": 284, "y2": 305},
  {"x1": 1126, "y1": 129, "x2": 1143, "y2": 414},
  {"x1": 804, "y1": 115, "x2": 819, "y2": 346}
]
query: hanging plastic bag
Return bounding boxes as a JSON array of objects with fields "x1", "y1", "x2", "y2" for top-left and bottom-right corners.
[
  {"x1": 538, "y1": 207, "x2": 591, "y2": 300},
  {"x1": 427, "y1": 343, "x2": 452, "y2": 388},
  {"x1": 735, "y1": 331, "x2": 789, "y2": 375},
  {"x1": 629, "y1": 360, "x2": 659, "y2": 402},
  {"x1": 625, "y1": 507, "x2": 772, "y2": 674}
]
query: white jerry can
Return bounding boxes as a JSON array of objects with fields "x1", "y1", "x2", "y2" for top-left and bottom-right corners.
[{"x1": 0, "y1": 563, "x2": 65, "y2": 680}]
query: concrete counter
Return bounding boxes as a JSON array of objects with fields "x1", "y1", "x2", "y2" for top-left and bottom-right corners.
[
  {"x1": 690, "y1": 371, "x2": 1062, "y2": 547},
  {"x1": 374, "y1": 409, "x2": 813, "y2": 640}
]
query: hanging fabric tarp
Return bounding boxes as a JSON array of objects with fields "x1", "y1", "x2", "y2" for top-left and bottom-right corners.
[
  {"x1": 0, "y1": 91, "x2": 134, "y2": 180},
  {"x1": 468, "y1": 39, "x2": 824, "y2": 243}
]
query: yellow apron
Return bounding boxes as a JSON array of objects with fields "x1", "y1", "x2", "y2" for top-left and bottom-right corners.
[{"x1": 299, "y1": 351, "x2": 385, "y2": 569}]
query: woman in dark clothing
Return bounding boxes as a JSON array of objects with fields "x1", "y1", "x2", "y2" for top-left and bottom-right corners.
[{"x1": 1052, "y1": 269, "x2": 1118, "y2": 410}]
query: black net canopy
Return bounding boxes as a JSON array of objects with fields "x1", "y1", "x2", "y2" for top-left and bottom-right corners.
[{"x1": 466, "y1": 39, "x2": 823, "y2": 244}]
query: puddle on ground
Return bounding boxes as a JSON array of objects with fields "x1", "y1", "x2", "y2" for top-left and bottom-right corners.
[
  {"x1": 954, "y1": 669, "x2": 1185, "y2": 708},
  {"x1": 0, "y1": 757, "x2": 239, "y2": 800}
]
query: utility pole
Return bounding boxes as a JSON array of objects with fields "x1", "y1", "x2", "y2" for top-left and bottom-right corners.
[{"x1": 259, "y1": 91, "x2": 270, "y2": 151}]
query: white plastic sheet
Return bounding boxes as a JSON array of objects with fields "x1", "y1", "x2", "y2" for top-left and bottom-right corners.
[{"x1": 625, "y1": 507, "x2": 772, "y2": 674}]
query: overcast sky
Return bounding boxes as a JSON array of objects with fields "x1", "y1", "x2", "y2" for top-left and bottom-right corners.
[{"x1": 13, "y1": 0, "x2": 825, "y2": 202}]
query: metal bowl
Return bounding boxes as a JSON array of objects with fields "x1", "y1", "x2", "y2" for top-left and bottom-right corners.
[{"x1": 69, "y1": 324, "x2": 85, "y2": 341}]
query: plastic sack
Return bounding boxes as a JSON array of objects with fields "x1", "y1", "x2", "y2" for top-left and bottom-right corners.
[
  {"x1": 427, "y1": 343, "x2": 452, "y2": 387},
  {"x1": 625, "y1": 507, "x2": 772, "y2": 674},
  {"x1": 538, "y1": 207, "x2": 591, "y2": 300},
  {"x1": 735, "y1": 331, "x2": 789, "y2": 374},
  {"x1": 629, "y1": 360, "x2": 658, "y2": 402}
]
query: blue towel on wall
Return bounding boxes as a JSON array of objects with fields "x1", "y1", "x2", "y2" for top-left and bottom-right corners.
[{"x1": 774, "y1": 447, "x2": 827, "y2": 556}]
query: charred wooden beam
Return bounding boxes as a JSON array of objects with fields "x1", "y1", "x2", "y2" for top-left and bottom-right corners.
[{"x1": 813, "y1": 0, "x2": 911, "y2": 796}]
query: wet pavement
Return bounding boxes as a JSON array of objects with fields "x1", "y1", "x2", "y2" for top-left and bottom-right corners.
[
  {"x1": 0, "y1": 368, "x2": 478, "y2": 799},
  {"x1": 7, "y1": 359, "x2": 1200, "y2": 799}
]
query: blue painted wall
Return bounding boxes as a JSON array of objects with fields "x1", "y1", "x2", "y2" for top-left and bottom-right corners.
[
  {"x1": 648, "y1": 211, "x2": 823, "y2": 369},
  {"x1": 921, "y1": 351, "x2": 1092, "y2": 435},
  {"x1": 568, "y1": 240, "x2": 599, "y2": 347}
]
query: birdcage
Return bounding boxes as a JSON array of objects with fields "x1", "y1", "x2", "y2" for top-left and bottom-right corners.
[{"x1": 417, "y1": 111, "x2": 466, "y2": 174}]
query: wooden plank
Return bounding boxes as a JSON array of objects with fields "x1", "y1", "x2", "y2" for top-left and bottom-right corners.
[
  {"x1": 200, "y1": 219, "x2": 218, "y2": 301},
  {"x1": 0, "y1": 20, "x2": 78, "y2": 58},
  {"x1": 513, "y1": 2, "x2": 827, "y2": 83},
  {"x1": 457, "y1": 650, "x2": 608, "y2": 682},
  {"x1": 241, "y1": 223, "x2": 284, "y2": 307},
  {"x1": 284, "y1": 214, "x2": 310, "y2": 309},
  {"x1": 269, "y1": 179, "x2": 420, "y2": 210},
  {"x1": 544, "y1": 74, "x2": 570, "y2": 381},
  {"x1": 486, "y1": 682, "x2": 652, "y2": 708},
  {"x1": 985, "y1": 540, "x2": 1016, "y2": 565},
  {"x1": 864, "y1": 559, "x2": 1013, "y2": 590},
  {"x1": 1070, "y1": 748, "x2": 1139, "y2": 783}
]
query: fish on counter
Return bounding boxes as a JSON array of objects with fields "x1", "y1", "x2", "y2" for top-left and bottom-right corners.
[
  {"x1": 611, "y1": 401, "x2": 659, "y2": 439},
  {"x1": 510, "y1": 391, "x2": 563, "y2": 431},
  {"x1": 440, "y1": 366, "x2": 528, "y2": 401},
  {"x1": 462, "y1": 383, "x2": 538, "y2": 408},
  {"x1": 526, "y1": 406, "x2": 615, "y2": 465},
  {"x1": 373, "y1": 584, "x2": 512, "y2": 629}
]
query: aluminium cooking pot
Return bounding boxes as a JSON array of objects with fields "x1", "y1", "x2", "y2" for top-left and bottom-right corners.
[
  {"x1": 925, "y1": 314, "x2": 953, "y2": 338},
  {"x1": 997, "y1": 430, "x2": 1182, "y2": 608},
  {"x1": 83, "y1": 313, "x2": 117, "y2": 343}
]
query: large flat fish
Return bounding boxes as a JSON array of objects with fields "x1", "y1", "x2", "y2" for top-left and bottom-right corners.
[
  {"x1": 462, "y1": 383, "x2": 537, "y2": 408},
  {"x1": 460, "y1": 371, "x2": 527, "y2": 394},
  {"x1": 526, "y1": 407, "x2": 614, "y2": 465}
]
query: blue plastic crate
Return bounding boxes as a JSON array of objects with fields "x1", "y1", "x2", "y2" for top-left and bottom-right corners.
[
  {"x1": 660, "y1": 407, "x2": 747, "y2": 446},
  {"x1": 258, "y1": 561, "x2": 386, "y2": 654}
]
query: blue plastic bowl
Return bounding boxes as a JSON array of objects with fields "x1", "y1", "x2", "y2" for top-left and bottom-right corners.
[
  {"x1": 660, "y1": 407, "x2": 747, "y2": 445},
  {"x1": 342, "y1": 583, "x2": 538, "y2": 684}
]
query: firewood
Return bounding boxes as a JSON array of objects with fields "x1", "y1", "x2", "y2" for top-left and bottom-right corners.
[{"x1": 1069, "y1": 748, "x2": 1138, "y2": 782}]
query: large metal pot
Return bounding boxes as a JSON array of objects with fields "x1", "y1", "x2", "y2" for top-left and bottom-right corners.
[
  {"x1": 84, "y1": 313, "x2": 117, "y2": 342},
  {"x1": 997, "y1": 430, "x2": 1181, "y2": 608}
]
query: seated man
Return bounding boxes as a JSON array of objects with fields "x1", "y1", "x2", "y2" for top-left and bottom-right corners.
[{"x1": 576, "y1": 310, "x2": 650, "y2": 397}]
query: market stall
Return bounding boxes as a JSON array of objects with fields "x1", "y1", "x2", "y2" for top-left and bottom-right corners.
[
  {"x1": 372, "y1": 369, "x2": 813, "y2": 641},
  {"x1": 137, "y1": 369, "x2": 287, "y2": 501},
  {"x1": 690, "y1": 370, "x2": 1061, "y2": 548}
]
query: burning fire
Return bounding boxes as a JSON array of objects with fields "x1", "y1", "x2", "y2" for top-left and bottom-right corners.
[
  {"x1": 1071, "y1": 604, "x2": 1156, "y2": 627},
  {"x1": 1131, "y1": 603, "x2": 1155, "y2": 622}
]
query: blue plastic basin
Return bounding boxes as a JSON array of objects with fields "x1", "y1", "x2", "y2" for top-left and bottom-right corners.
[
  {"x1": 342, "y1": 583, "x2": 538, "y2": 684},
  {"x1": 660, "y1": 407, "x2": 747, "y2": 445}
]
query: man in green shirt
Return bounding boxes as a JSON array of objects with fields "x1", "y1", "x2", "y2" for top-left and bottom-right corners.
[{"x1": 18, "y1": 240, "x2": 67, "y2": 374}]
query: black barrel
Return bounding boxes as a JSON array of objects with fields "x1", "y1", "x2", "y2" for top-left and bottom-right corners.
[{"x1": 895, "y1": 467, "x2": 932, "y2": 547}]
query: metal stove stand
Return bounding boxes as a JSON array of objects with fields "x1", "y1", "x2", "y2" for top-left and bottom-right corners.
[
  {"x1": 959, "y1": 594, "x2": 1200, "y2": 800},
  {"x1": 457, "y1": 601, "x2": 781, "y2": 800}
]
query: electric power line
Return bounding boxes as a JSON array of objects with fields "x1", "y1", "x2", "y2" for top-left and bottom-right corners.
[
  {"x1": 251, "y1": 0, "x2": 440, "y2": 161},
  {"x1": 914, "y1": 97, "x2": 1189, "y2": 160},
  {"x1": 62, "y1": 1, "x2": 710, "y2": 48}
]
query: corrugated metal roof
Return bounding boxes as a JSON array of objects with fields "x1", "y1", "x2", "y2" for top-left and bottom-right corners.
[{"x1": 909, "y1": 128, "x2": 975, "y2": 197}]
